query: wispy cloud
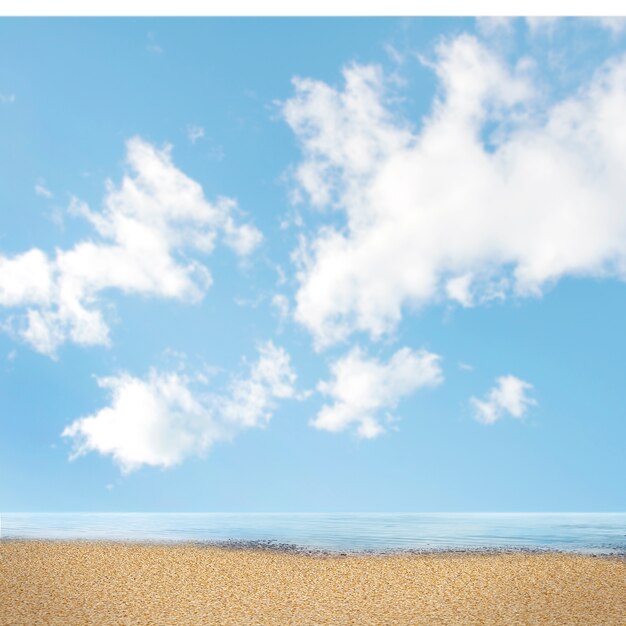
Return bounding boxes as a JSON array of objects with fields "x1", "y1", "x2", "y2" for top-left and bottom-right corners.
[
  {"x1": 0, "y1": 93, "x2": 15, "y2": 104},
  {"x1": 593, "y1": 17, "x2": 626, "y2": 35},
  {"x1": 475, "y1": 17, "x2": 515, "y2": 37},
  {"x1": 471, "y1": 375, "x2": 536, "y2": 425},
  {"x1": 146, "y1": 32, "x2": 163, "y2": 54},
  {"x1": 526, "y1": 16, "x2": 626, "y2": 36},
  {"x1": 525, "y1": 17, "x2": 561, "y2": 35},
  {"x1": 186, "y1": 124, "x2": 205, "y2": 144},
  {"x1": 271, "y1": 293, "x2": 290, "y2": 321},
  {"x1": 34, "y1": 181, "x2": 53, "y2": 198},
  {"x1": 479, "y1": 17, "x2": 626, "y2": 37}
]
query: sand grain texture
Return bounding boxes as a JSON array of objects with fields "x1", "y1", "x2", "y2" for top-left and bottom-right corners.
[{"x1": 1, "y1": 541, "x2": 624, "y2": 625}]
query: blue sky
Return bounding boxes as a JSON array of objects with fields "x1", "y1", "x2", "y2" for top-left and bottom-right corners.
[{"x1": 1, "y1": 17, "x2": 625, "y2": 512}]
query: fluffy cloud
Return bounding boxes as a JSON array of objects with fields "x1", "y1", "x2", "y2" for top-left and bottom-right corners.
[
  {"x1": 284, "y1": 34, "x2": 626, "y2": 348},
  {"x1": 471, "y1": 375, "x2": 536, "y2": 425},
  {"x1": 63, "y1": 342, "x2": 296, "y2": 472},
  {"x1": 0, "y1": 137, "x2": 261, "y2": 355},
  {"x1": 62, "y1": 370, "x2": 219, "y2": 472},
  {"x1": 313, "y1": 347, "x2": 443, "y2": 438},
  {"x1": 0, "y1": 250, "x2": 53, "y2": 308}
]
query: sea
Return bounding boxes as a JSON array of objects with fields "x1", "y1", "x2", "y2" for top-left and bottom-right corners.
[{"x1": 1, "y1": 512, "x2": 624, "y2": 554}]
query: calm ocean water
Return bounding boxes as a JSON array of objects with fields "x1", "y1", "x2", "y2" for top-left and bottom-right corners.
[{"x1": 1, "y1": 513, "x2": 625, "y2": 554}]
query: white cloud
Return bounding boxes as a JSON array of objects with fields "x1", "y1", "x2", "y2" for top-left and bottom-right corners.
[
  {"x1": 383, "y1": 43, "x2": 405, "y2": 66},
  {"x1": 63, "y1": 341, "x2": 297, "y2": 472},
  {"x1": 220, "y1": 199, "x2": 264, "y2": 256},
  {"x1": 219, "y1": 341, "x2": 297, "y2": 428},
  {"x1": 187, "y1": 124, "x2": 205, "y2": 144},
  {"x1": 35, "y1": 182, "x2": 53, "y2": 198},
  {"x1": 0, "y1": 137, "x2": 262, "y2": 355},
  {"x1": 63, "y1": 369, "x2": 220, "y2": 473},
  {"x1": 284, "y1": 34, "x2": 626, "y2": 348},
  {"x1": 0, "y1": 93, "x2": 15, "y2": 104},
  {"x1": 313, "y1": 347, "x2": 443, "y2": 438},
  {"x1": 445, "y1": 273, "x2": 474, "y2": 307},
  {"x1": 471, "y1": 375, "x2": 536, "y2": 425},
  {"x1": 0, "y1": 250, "x2": 53, "y2": 308}
]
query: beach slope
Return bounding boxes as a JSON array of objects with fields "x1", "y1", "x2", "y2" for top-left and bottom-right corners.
[{"x1": 1, "y1": 541, "x2": 624, "y2": 625}]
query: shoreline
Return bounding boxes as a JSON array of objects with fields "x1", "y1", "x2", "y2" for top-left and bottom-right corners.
[
  {"x1": 2, "y1": 540, "x2": 625, "y2": 624},
  {"x1": 2, "y1": 536, "x2": 625, "y2": 558}
]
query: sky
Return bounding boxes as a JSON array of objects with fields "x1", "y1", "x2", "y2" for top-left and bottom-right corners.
[{"x1": 1, "y1": 16, "x2": 625, "y2": 512}]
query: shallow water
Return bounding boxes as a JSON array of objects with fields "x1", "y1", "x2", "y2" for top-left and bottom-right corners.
[{"x1": 2, "y1": 512, "x2": 625, "y2": 554}]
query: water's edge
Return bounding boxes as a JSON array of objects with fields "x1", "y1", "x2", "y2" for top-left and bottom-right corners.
[
  {"x1": 3, "y1": 513, "x2": 625, "y2": 556},
  {"x1": 2, "y1": 536, "x2": 625, "y2": 559}
]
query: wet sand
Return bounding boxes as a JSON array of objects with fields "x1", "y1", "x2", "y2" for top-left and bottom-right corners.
[{"x1": 1, "y1": 540, "x2": 624, "y2": 625}]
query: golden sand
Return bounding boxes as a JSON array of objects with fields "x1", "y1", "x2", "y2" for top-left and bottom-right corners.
[{"x1": 1, "y1": 541, "x2": 624, "y2": 625}]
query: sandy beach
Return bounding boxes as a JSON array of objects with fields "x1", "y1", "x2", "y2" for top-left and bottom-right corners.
[{"x1": 1, "y1": 541, "x2": 624, "y2": 625}]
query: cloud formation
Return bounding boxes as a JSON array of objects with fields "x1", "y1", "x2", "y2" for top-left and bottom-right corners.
[
  {"x1": 285, "y1": 34, "x2": 626, "y2": 348},
  {"x1": 471, "y1": 375, "x2": 536, "y2": 425},
  {"x1": 34, "y1": 182, "x2": 53, "y2": 198},
  {"x1": 313, "y1": 347, "x2": 443, "y2": 438},
  {"x1": 0, "y1": 137, "x2": 262, "y2": 355},
  {"x1": 63, "y1": 342, "x2": 296, "y2": 472}
]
